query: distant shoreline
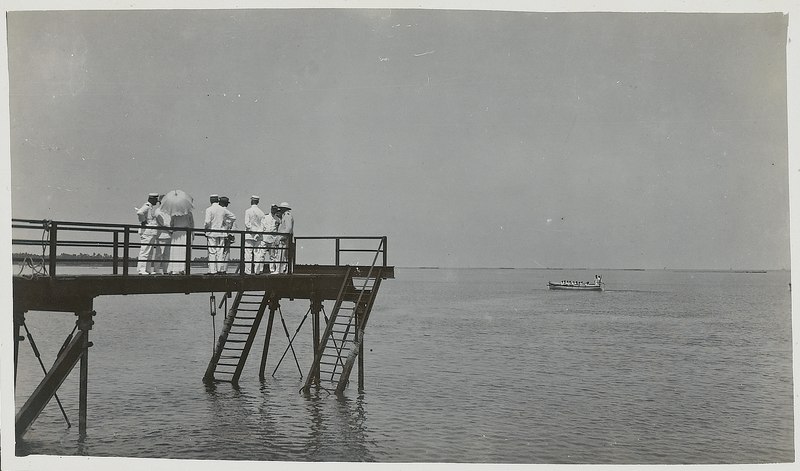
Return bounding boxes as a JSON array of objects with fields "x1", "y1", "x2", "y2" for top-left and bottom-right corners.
[
  {"x1": 12, "y1": 258, "x2": 783, "y2": 273},
  {"x1": 395, "y1": 267, "x2": 780, "y2": 273}
]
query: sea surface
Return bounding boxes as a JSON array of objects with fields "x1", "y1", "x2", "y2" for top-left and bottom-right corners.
[{"x1": 12, "y1": 268, "x2": 794, "y2": 464}]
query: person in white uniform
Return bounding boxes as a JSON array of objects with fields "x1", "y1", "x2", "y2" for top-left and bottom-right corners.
[
  {"x1": 243, "y1": 195, "x2": 266, "y2": 274},
  {"x1": 204, "y1": 194, "x2": 223, "y2": 273},
  {"x1": 167, "y1": 210, "x2": 194, "y2": 275},
  {"x1": 136, "y1": 193, "x2": 160, "y2": 275},
  {"x1": 204, "y1": 194, "x2": 237, "y2": 274},
  {"x1": 275, "y1": 202, "x2": 294, "y2": 274},
  {"x1": 153, "y1": 194, "x2": 172, "y2": 274},
  {"x1": 263, "y1": 204, "x2": 281, "y2": 274},
  {"x1": 218, "y1": 196, "x2": 236, "y2": 273}
]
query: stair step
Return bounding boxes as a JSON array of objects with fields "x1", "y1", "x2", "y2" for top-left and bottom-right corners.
[
  {"x1": 322, "y1": 350, "x2": 350, "y2": 357},
  {"x1": 323, "y1": 351, "x2": 351, "y2": 357},
  {"x1": 236, "y1": 316, "x2": 258, "y2": 320},
  {"x1": 235, "y1": 308, "x2": 259, "y2": 313},
  {"x1": 231, "y1": 323, "x2": 255, "y2": 328},
  {"x1": 224, "y1": 339, "x2": 248, "y2": 343},
  {"x1": 218, "y1": 355, "x2": 243, "y2": 359},
  {"x1": 324, "y1": 349, "x2": 351, "y2": 355},
  {"x1": 216, "y1": 362, "x2": 240, "y2": 367},
  {"x1": 319, "y1": 361, "x2": 343, "y2": 366},
  {"x1": 223, "y1": 346, "x2": 245, "y2": 351}
]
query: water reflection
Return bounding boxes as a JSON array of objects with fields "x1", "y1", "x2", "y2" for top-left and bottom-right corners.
[
  {"x1": 76, "y1": 430, "x2": 90, "y2": 456},
  {"x1": 333, "y1": 393, "x2": 373, "y2": 461},
  {"x1": 303, "y1": 387, "x2": 374, "y2": 461},
  {"x1": 200, "y1": 378, "x2": 374, "y2": 461}
]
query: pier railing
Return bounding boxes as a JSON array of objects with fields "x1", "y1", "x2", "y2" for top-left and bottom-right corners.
[
  {"x1": 294, "y1": 236, "x2": 387, "y2": 268},
  {"x1": 11, "y1": 218, "x2": 388, "y2": 278}
]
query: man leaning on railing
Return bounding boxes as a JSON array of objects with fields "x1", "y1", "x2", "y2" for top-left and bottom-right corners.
[{"x1": 135, "y1": 193, "x2": 160, "y2": 275}]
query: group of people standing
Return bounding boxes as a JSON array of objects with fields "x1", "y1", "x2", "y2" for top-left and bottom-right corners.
[
  {"x1": 136, "y1": 192, "x2": 194, "y2": 275},
  {"x1": 135, "y1": 192, "x2": 293, "y2": 276},
  {"x1": 239, "y1": 195, "x2": 293, "y2": 275}
]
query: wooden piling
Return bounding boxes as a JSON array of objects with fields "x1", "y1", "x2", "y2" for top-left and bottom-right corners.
[
  {"x1": 311, "y1": 297, "x2": 322, "y2": 384},
  {"x1": 258, "y1": 295, "x2": 279, "y2": 380},
  {"x1": 14, "y1": 310, "x2": 23, "y2": 385},
  {"x1": 76, "y1": 310, "x2": 95, "y2": 434},
  {"x1": 357, "y1": 302, "x2": 365, "y2": 392}
]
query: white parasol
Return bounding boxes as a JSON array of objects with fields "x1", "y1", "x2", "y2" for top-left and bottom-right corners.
[{"x1": 159, "y1": 189, "x2": 194, "y2": 216}]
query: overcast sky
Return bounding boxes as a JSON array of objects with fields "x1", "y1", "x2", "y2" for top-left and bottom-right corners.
[{"x1": 7, "y1": 9, "x2": 790, "y2": 269}]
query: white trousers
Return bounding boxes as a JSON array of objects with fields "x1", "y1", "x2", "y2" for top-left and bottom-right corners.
[
  {"x1": 137, "y1": 233, "x2": 158, "y2": 274},
  {"x1": 207, "y1": 236, "x2": 224, "y2": 273},
  {"x1": 276, "y1": 239, "x2": 289, "y2": 273},
  {"x1": 244, "y1": 238, "x2": 265, "y2": 274},
  {"x1": 153, "y1": 237, "x2": 171, "y2": 274}
]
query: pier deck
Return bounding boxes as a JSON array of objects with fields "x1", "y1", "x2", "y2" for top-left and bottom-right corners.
[{"x1": 13, "y1": 265, "x2": 394, "y2": 311}]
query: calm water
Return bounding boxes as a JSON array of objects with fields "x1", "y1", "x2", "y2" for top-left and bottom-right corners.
[{"x1": 14, "y1": 268, "x2": 794, "y2": 463}]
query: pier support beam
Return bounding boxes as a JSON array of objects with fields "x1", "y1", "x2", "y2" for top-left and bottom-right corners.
[
  {"x1": 258, "y1": 295, "x2": 279, "y2": 381},
  {"x1": 15, "y1": 309, "x2": 95, "y2": 439},
  {"x1": 356, "y1": 301, "x2": 366, "y2": 392},
  {"x1": 14, "y1": 310, "x2": 23, "y2": 385},
  {"x1": 76, "y1": 309, "x2": 95, "y2": 434},
  {"x1": 311, "y1": 297, "x2": 322, "y2": 384}
]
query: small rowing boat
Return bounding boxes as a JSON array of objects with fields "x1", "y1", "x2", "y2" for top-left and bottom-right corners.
[{"x1": 548, "y1": 275, "x2": 603, "y2": 291}]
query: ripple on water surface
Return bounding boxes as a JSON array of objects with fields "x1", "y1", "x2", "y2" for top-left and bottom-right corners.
[{"x1": 14, "y1": 269, "x2": 794, "y2": 463}]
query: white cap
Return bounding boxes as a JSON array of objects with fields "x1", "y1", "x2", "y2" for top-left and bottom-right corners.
[{"x1": 278, "y1": 202, "x2": 291, "y2": 210}]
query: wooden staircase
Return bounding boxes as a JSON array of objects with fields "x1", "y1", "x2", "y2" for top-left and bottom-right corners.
[
  {"x1": 203, "y1": 291, "x2": 270, "y2": 384},
  {"x1": 303, "y1": 262, "x2": 384, "y2": 394}
]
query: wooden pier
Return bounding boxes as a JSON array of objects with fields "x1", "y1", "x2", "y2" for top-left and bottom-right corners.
[{"x1": 11, "y1": 218, "x2": 393, "y2": 439}]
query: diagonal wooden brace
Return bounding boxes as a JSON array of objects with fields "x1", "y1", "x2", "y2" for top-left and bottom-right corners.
[{"x1": 15, "y1": 330, "x2": 86, "y2": 439}]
